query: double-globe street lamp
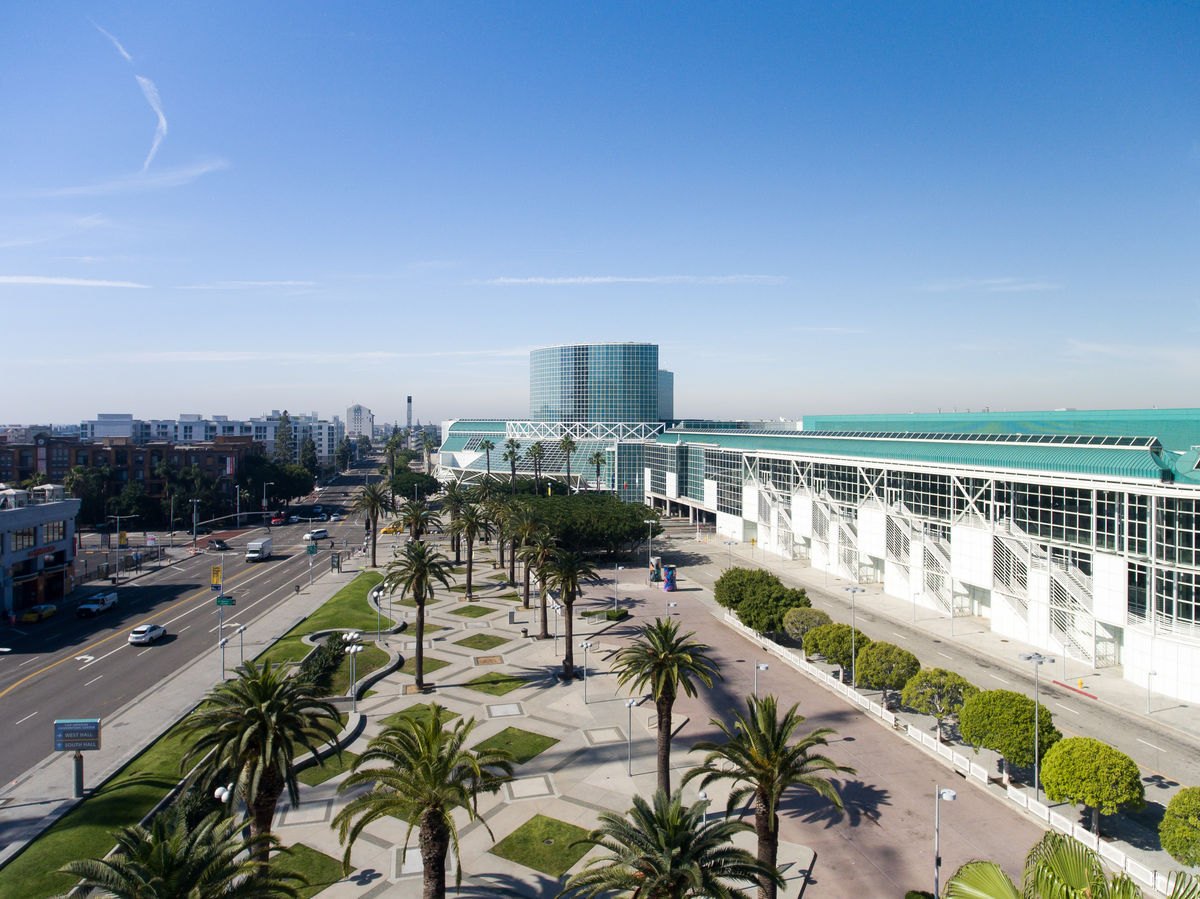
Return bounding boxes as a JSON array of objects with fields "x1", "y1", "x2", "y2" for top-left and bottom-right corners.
[
  {"x1": 934, "y1": 784, "x2": 957, "y2": 897},
  {"x1": 346, "y1": 631, "x2": 364, "y2": 712},
  {"x1": 1019, "y1": 651, "x2": 1054, "y2": 800},
  {"x1": 843, "y1": 585, "x2": 864, "y2": 687}
]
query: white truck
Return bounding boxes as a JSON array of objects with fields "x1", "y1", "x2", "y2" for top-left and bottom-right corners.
[
  {"x1": 245, "y1": 537, "x2": 273, "y2": 562},
  {"x1": 76, "y1": 591, "x2": 118, "y2": 618}
]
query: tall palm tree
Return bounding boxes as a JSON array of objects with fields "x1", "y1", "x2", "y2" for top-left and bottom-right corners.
[
  {"x1": 559, "y1": 433, "x2": 577, "y2": 493},
  {"x1": 179, "y1": 660, "x2": 341, "y2": 860},
  {"x1": 479, "y1": 437, "x2": 496, "y2": 483},
  {"x1": 507, "y1": 503, "x2": 540, "y2": 589},
  {"x1": 613, "y1": 619, "x2": 722, "y2": 796},
  {"x1": 441, "y1": 482, "x2": 467, "y2": 564},
  {"x1": 486, "y1": 496, "x2": 511, "y2": 572},
  {"x1": 684, "y1": 694, "x2": 854, "y2": 899},
  {"x1": 398, "y1": 498, "x2": 440, "y2": 542},
  {"x1": 559, "y1": 789, "x2": 782, "y2": 899},
  {"x1": 422, "y1": 433, "x2": 437, "y2": 475},
  {"x1": 383, "y1": 540, "x2": 455, "y2": 689},
  {"x1": 543, "y1": 550, "x2": 600, "y2": 681},
  {"x1": 448, "y1": 503, "x2": 493, "y2": 600},
  {"x1": 352, "y1": 482, "x2": 394, "y2": 568},
  {"x1": 503, "y1": 438, "x2": 521, "y2": 495},
  {"x1": 526, "y1": 441, "x2": 546, "y2": 494},
  {"x1": 59, "y1": 807, "x2": 304, "y2": 899},
  {"x1": 518, "y1": 531, "x2": 558, "y2": 626},
  {"x1": 588, "y1": 450, "x2": 607, "y2": 492},
  {"x1": 334, "y1": 704, "x2": 513, "y2": 899}
]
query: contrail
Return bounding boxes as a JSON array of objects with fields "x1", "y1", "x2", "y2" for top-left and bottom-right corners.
[
  {"x1": 90, "y1": 21, "x2": 133, "y2": 62},
  {"x1": 136, "y1": 75, "x2": 167, "y2": 170}
]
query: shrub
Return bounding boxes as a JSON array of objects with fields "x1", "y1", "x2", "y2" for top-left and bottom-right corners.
[
  {"x1": 802, "y1": 622, "x2": 870, "y2": 671},
  {"x1": 1161, "y1": 786, "x2": 1200, "y2": 866},
  {"x1": 783, "y1": 607, "x2": 832, "y2": 643},
  {"x1": 714, "y1": 567, "x2": 784, "y2": 610},
  {"x1": 297, "y1": 634, "x2": 348, "y2": 694},
  {"x1": 736, "y1": 583, "x2": 808, "y2": 635}
]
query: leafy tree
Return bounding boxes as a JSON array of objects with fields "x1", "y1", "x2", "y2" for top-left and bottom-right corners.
[
  {"x1": 64, "y1": 464, "x2": 109, "y2": 526},
  {"x1": 335, "y1": 437, "x2": 352, "y2": 471},
  {"x1": 685, "y1": 694, "x2": 854, "y2": 899},
  {"x1": 112, "y1": 481, "x2": 156, "y2": 522},
  {"x1": 382, "y1": 540, "x2": 455, "y2": 690},
  {"x1": 802, "y1": 623, "x2": 871, "y2": 672},
  {"x1": 958, "y1": 689, "x2": 1060, "y2": 784},
  {"x1": 714, "y1": 567, "x2": 783, "y2": 611},
  {"x1": 587, "y1": 450, "x2": 606, "y2": 491},
  {"x1": 854, "y1": 642, "x2": 920, "y2": 706},
  {"x1": 333, "y1": 704, "x2": 512, "y2": 899},
  {"x1": 479, "y1": 438, "x2": 495, "y2": 482},
  {"x1": 299, "y1": 436, "x2": 319, "y2": 477},
  {"x1": 521, "y1": 493, "x2": 660, "y2": 555},
  {"x1": 352, "y1": 483, "x2": 394, "y2": 567},
  {"x1": 900, "y1": 668, "x2": 980, "y2": 741},
  {"x1": 736, "y1": 583, "x2": 809, "y2": 637},
  {"x1": 560, "y1": 790, "x2": 781, "y2": 899},
  {"x1": 542, "y1": 550, "x2": 600, "y2": 682},
  {"x1": 391, "y1": 470, "x2": 440, "y2": 503},
  {"x1": 1161, "y1": 787, "x2": 1200, "y2": 867},
  {"x1": 612, "y1": 619, "x2": 722, "y2": 796},
  {"x1": 179, "y1": 660, "x2": 341, "y2": 862},
  {"x1": 502, "y1": 438, "x2": 521, "y2": 494},
  {"x1": 58, "y1": 806, "x2": 303, "y2": 899},
  {"x1": 273, "y1": 410, "x2": 294, "y2": 463},
  {"x1": 560, "y1": 433, "x2": 577, "y2": 492},
  {"x1": 1041, "y1": 737, "x2": 1144, "y2": 835},
  {"x1": 782, "y1": 607, "x2": 832, "y2": 644}
]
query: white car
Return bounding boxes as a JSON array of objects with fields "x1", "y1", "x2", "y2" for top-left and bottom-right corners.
[
  {"x1": 304, "y1": 528, "x2": 329, "y2": 541},
  {"x1": 330, "y1": 513, "x2": 341, "y2": 521},
  {"x1": 129, "y1": 623, "x2": 167, "y2": 644}
]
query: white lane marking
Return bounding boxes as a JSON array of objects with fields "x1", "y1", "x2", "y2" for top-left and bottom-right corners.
[
  {"x1": 988, "y1": 673, "x2": 1010, "y2": 683},
  {"x1": 137, "y1": 648, "x2": 154, "y2": 656},
  {"x1": 79, "y1": 645, "x2": 124, "y2": 670},
  {"x1": 84, "y1": 675, "x2": 103, "y2": 686},
  {"x1": 15, "y1": 712, "x2": 37, "y2": 725},
  {"x1": 208, "y1": 619, "x2": 242, "y2": 634},
  {"x1": 17, "y1": 657, "x2": 39, "y2": 667},
  {"x1": 1052, "y1": 702, "x2": 1079, "y2": 715},
  {"x1": 1138, "y1": 738, "x2": 1165, "y2": 752},
  {"x1": 74, "y1": 655, "x2": 95, "y2": 664},
  {"x1": 937, "y1": 652, "x2": 953, "y2": 660},
  {"x1": 178, "y1": 625, "x2": 191, "y2": 632},
  {"x1": 892, "y1": 632, "x2": 906, "y2": 639}
]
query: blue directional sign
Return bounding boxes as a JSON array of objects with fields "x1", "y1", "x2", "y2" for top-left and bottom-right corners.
[{"x1": 54, "y1": 718, "x2": 101, "y2": 751}]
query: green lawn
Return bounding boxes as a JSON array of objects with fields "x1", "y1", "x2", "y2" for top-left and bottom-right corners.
[
  {"x1": 398, "y1": 655, "x2": 450, "y2": 676},
  {"x1": 463, "y1": 672, "x2": 531, "y2": 696},
  {"x1": 256, "y1": 571, "x2": 388, "y2": 668},
  {"x1": 492, "y1": 592, "x2": 522, "y2": 602},
  {"x1": 381, "y1": 703, "x2": 459, "y2": 729},
  {"x1": 454, "y1": 633, "x2": 508, "y2": 651},
  {"x1": 449, "y1": 605, "x2": 496, "y2": 618},
  {"x1": 490, "y1": 815, "x2": 592, "y2": 877},
  {"x1": 473, "y1": 727, "x2": 558, "y2": 764},
  {"x1": 297, "y1": 750, "x2": 358, "y2": 786},
  {"x1": 328, "y1": 643, "x2": 390, "y2": 695},
  {"x1": 276, "y1": 843, "x2": 350, "y2": 899}
]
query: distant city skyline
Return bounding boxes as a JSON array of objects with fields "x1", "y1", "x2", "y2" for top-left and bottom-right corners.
[{"x1": 3, "y1": 4, "x2": 1196, "y2": 423}]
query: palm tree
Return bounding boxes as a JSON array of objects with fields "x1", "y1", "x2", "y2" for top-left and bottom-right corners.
[
  {"x1": 560, "y1": 433, "x2": 577, "y2": 493},
  {"x1": 507, "y1": 503, "x2": 540, "y2": 589},
  {"x1": 448, "y1": 503, "x2": 493, "y2": 600},
  {"x1": 382, "y1": 539, "x2": 455, "y2": 690},
  {"x1": 352, "y1": 482, "x2": 394, "y2": 567},
  {"x1": 334, "y1": 703, "x2": 513, "y2": 899},
  {"x1": 487, "y1": 496, "x2": 511, "y2": 573},
  {"x1": 543, "y1": 550, "x2": 600, "y2": 681},
  {"x1": 526, "y1": 441, "x2": 546, "y2": 494},
  {"x1": 179, "y1": 660, "x2": 341, "y2": 860},
  {"x1": 613, "y1": 619, "x2": 722, "y2": 796},
  {"x1": 503, "y1": 438, "x2": 521, "y2": 495},
  {"x1": 422, "y1": 432, "x2": 437, "y2": 475},
  {"x1": 518, "y1": 531, "x2": 558, "y2": 626},
  {"x1": 684, "y1": 694, "x2": 854, "y2": 899},
  {"x1": 588, "y1": 450, "x2": 607, "y2": 492},
  {"x1": 59, "y1": 807, "x2": 304, "y2": 899},
  {"x1": 398, "y1": 498, "x2": 440, "y2": 542},
  {"x1": 441, "y1": 482, "x2": 467, "y2": 564},
  {"x1": 559, "y1": 789, "x2": 782, "y2": 899},
  {"x1": 479, "y1": 437, "x2": 496, "y2": 483}
]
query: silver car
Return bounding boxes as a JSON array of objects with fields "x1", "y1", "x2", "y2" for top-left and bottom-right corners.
[{"x1": 128, "y1": 623, "x2": 167, "y2": 644}]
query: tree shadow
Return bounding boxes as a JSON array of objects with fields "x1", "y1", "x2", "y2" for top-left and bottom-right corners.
[
  {"x1": 455, "y1": 870, "x2": 564, "y2": 897},
  {"x1": 785, "y1": 778, "x2": 891, "y2": 830}
]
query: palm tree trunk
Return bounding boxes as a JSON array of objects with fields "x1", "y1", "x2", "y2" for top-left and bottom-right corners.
[
  {"x1": 565, "y1": 455, "x2": 571, "y2": 493},
  {"x1": 655, "y1": 694, "x2": 674, "y2": 796},
  {"x1": 249, "y1": 778, "x2": 283, "y2": 864},
  {"x1": 522, "y1": 560, "x2": 532, "y2": 610},
  {"x1": 370, "y1": 514, "x2": 378, "y2": 568},
  {"x1": 419, "y1": 808, "x2": 449, "y2": 899},
  {"x1": 538, "y1": 584, "x2": 549, "y2": 639},
  {"x1": 508, "y1": 537, "x2": 517, "y2": 585},
  {"x1": 414, "y1": 596, "x2": 427, "y2": 689},
  {"x1": 510, "y1": 463, "x2": 516, "y2": 495},
  {"x1": 562, "y1": 592, "x2": 575, "y2": 681},
  {"x1": 466, "y1": 537, "x2": 474, "y2": 599},
  {"x1": 754, "y1": 799, "x2": 779, "y2": 899},
  {"x1": 497, "y1": 530, "x2": 505, "y2": 568},
  {"x1": 453, "y1": 531, "x2": 461, "y2": 565}
]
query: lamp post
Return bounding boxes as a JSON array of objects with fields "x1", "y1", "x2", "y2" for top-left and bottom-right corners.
[
  {"x1": 723, "y1": 540, "x2": 736, "y2": 568},
  {"x1": 106, "y1": 511, "x2": 138, "y2": 584},
  {"x1": 754, "y1": 661, "x2": 769, "y2": 698},
  {"x1": 373, "y1": 587, "x2": 382, "y2": 642},
  {"x1": 219, "y1": 637, "x2": 229, "y2": 679},
  {"x1": 614, "y1": 563, "x2": 623, "y2": 609},
  {"x1": 843, "y1": 585, "x2": 864, "y2": 687},
  {"x1": 1019, "y1": 651, "x2": 1054, "y2": 799},
  {"x1": 665, "y1": 600, "x2": 677, "y2": 619},
  {"x1": 934, "y1": 785, "x2": 957, "y2": 897},
  {"x1": 626, "y1": 697, "x2": 637, "y2": 776},
  {"x1": 1147, "y1": 669, "x2": 1158, "y2": 715},
  {"x1": 579, "y1": 641, "x2": 593, "y2": 702},
  {"x1": 190, "y1": 499, "x2": 201, "y2": 551},
  {"x1": 552, "y1": 601, "x2": 562, "y2": 654},
  {"x1": 235, "y1": 625, "x2": 246, "y2": 664},
  {"x1": 643, "y1": 519, "x2": 655, "y2": 572},
  {"x1": 347, "y1": 632, "x2": 363, "y2": 712},
  {"x1": 262, "y1": 481, "x2": 274, "y2": 528}
]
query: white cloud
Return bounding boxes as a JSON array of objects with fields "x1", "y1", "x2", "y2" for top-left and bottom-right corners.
[
  {"x1": 135, "y1": 76, "x2": 168, "y2": 170},
  {"x1": 121, "y1": 347, "x2": 530, "y2": 365},
  {"x1": 91, "y1": 21, "x2": 133, "y2": 62},
  {"x1": 482, "y1": 274, "x2": 786, "y2": 286},
  {"x1": 177, "y1": 280, "x2": 318, "y2": 290},
  {"x1": 42, "y1": 159, "x2": 229, "y2": 197},
  {"x1": 0, "y1": 214, "x2": 108, "y2": 248},
  {"x1": 0, "y1": 275, "x2": 149, "y2": 288},
  {"x1": 918, "y1": 277, "x2": 1063, "y2": 293}
]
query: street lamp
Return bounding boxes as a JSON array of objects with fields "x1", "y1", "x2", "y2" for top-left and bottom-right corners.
[
  {"x1": 262, "y1": 481, "x2": 274, "y2": 527},
  {"x1": 235, "y1": 625, "x2": 247, "y2": 664},
  {"x1": 347, "y1": 632, "x2": 364, "y2": 713},
  {"x1": 843, "y1": 585, "x2": 864, "y2": 687},
  {"x1": 614, "y1": 563, "x2": 623, "y2": 609},
  {"x1": 665, "y1": 600, "x2": 678, "y2": 619},
  {"x1": 643, "y1": 519, "x2": 655, "y2": 572},
  {"x1": 626, "y1": 697, "x2": 637, "y2": 776},
  {"x1": 190, "y1": 498, "x2": 201, "y2": 551},
  {"x1": 934, "y1": 785, "x2": 957, "y2": 897},
  {"x1": 214, "y1": 782, "x2": 234, "y2": 805},
  {"x1": 1147, "y1": 669, "x2": 1158, "y2": 715},
  {"x1": 723, "y1": 540, "x2": 736, "y2": 568},
  {"x1": 219, "y1": 637, "x2": 229, "y2": 679},
  {"x1": 754, "y1": 661, "x2": 769, "y2": 698},
  {"x1": 579, "y1": 641, "x2": 593, "y2": 703},
  {"x1": 1019, "y1": 651, "x2": 1054, "y2": 799},
  {"x1": 551, "y1": 601, "x2": 562, "y2": 655}
]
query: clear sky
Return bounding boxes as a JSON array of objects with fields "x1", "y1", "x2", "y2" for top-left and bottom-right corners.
[{"x1": 2, "y1": 2, "x2": 1197, "y2": 427}]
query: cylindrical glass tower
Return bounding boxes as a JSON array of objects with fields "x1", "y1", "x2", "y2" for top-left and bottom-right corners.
[{"x1": 530, "y1": 343, "x2": 660, "y2": 422}]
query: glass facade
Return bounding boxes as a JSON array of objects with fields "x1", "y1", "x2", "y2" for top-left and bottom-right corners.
[{"x1": 530, "y1": 343, "x2": 661, "y2": 422}]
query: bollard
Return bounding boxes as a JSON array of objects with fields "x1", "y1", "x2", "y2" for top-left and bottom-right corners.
[{"x1": 521, "y1": 628, "x2": 529, "y2": 638}]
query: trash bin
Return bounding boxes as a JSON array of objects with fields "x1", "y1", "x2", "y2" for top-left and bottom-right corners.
[{"x1": 521, "y1": 627, "x2": 529, "y2": 638}]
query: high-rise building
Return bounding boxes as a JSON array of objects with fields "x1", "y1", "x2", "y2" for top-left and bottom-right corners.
[
  {"x1": 530, "y1": 343, "x2": 668, "y2": 422},
  {"x1": 346, "y1": 404, "x2": 374, "y2": 439}
]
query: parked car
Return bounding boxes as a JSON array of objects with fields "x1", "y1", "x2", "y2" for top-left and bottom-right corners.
[
  {"x1": 207, "y1": 538, "x2": 229, "y2": 551},
  {"x1": 270, "y1": 516, "x2": 284, "y2": 525},
  {"x1": 128, "y1": 623, "x2": 167, "y2": 644},
  {"x1": 314, "y1": 505, "x2": 323, "y2": 513},
  {"x1": 381, "y1": 522, "x2": 404, "y2": 534},
  {"x1": 316, "y1": 513, "x2": 328, "y2": 521},
  {"x1": 287, "y1": 516, "x2": 299, "y2": 524},
  {"x1": 330, "y1": 513, "x2": 341, "y2": 521},
  {"x1": 20, "y1": 604, "x2": 56, "y2": 623},
  {"x1": 304, "y1": 528, "x2": 329, "y2": 541},
  {"x1": 76, "y1": 592, "x2": 118, "y2": 618}
]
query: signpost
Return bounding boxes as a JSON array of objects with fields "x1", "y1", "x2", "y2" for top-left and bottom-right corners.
[
  {"x1": 54, "y1": 718, "x2": 101, "y2": 798},
  {"x1": 307, "y1": 543, "x2": 317, "y2": 586},
  {"x1": 216, "y1": 596, "x2": 235, "y2": 606},
  {"x1": 210, "y1": 565, "x2": 223, "y2": 591}
]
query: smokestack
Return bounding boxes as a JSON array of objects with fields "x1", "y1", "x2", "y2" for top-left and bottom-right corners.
[{"x1": 406, "y1": 396, "x2": 413, "y2": 431}]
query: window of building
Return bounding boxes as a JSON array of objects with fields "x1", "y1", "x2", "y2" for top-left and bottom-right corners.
[
  {"x1": 43, "y1": 520, "x2": 65, "y2": 542},
  {"x1": 11, "y1": 527, "x2": 35, "y2": 550}
]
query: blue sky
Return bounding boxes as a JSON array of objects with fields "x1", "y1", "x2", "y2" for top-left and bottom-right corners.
[{"x1": 2, "y1": 2, "x2": 1197, "y2": 426}]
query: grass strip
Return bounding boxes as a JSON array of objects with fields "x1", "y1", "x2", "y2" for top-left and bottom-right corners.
[
  {"x1": 328, "y1": 643, "x2": 390, "y2": 696},
  {"x1": 463, "y1": 672, "x2": 531, "y2": 696},
  {"x1": 490, "y1": 814, "x2": 591, "y2": 877},
  {"x1": 381, "y1": 703, "x2": 459, "y2": 729},
  {"x1": 296, "y1": 750, "x2": 359, "y2": 786},
  {"x1": 398, "y1": 655, "x2": 450, "y2": 676},
  {"x1": 473, "y1": 727, "x2": 558, "y2": 765},
  {"x1": 449, "y1": 605, "x2": 495, "y2": 618},
  {"x1": 454, "y1": 633, "x2": 508, "y2": 651},
  {"x1": 277, "y1": 842, "x2": 350, "y2": 898}
]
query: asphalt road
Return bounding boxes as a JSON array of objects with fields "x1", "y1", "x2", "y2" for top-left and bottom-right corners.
[{"x1": 0, "y1": 474, "x2": 369, "y2": 787}]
